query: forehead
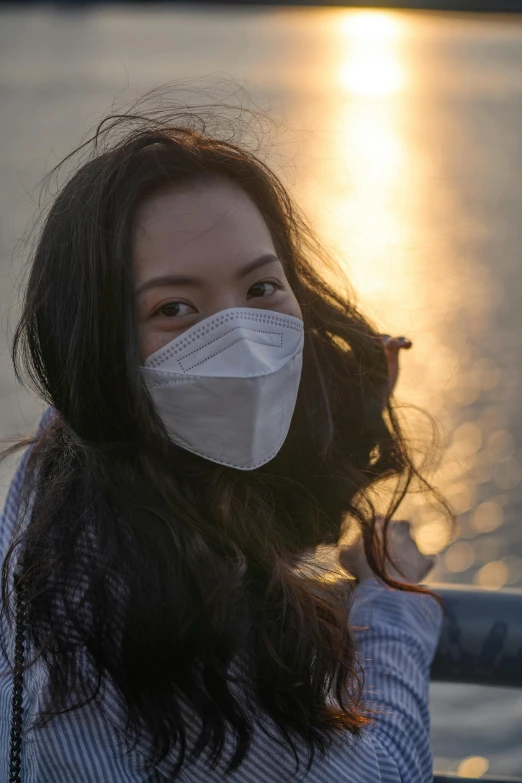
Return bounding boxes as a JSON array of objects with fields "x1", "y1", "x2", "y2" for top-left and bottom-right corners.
[{"x1": 133, "y1": 178, "x2": 276, "y2": 272}]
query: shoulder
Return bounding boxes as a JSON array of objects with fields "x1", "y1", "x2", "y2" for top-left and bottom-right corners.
[
  {"x1": 35, "y1": 406, "x2": 57, "y2": 435},
  {"x1": 0, "y1": 407, "x2": 56, "y2": 559}
]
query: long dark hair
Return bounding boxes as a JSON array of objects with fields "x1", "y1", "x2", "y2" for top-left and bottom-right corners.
[{"x1": 0, "y1": 87, "x2": 452, "y2": 778}]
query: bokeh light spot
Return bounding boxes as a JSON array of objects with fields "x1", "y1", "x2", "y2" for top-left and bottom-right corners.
[
  {"x1": 470, "y1": 450, "x2": 494, "y2": 484},
  {"x1": 472, "y1": 358, "x2": 501, "y2": 391},
  {"x1": 493, "y1": 457, "x2": 522, "y2": 490},
  {"x1": 457, "y1": 755, "x2": 489, "y2": 777},
  {"x1": 472, "y1": 501, "x2": 503, "y2": 533},
  {"x1": 444, "y1": 541, "x2": 475, "y2": 573},
  {"x1": 414, "y1": 518, "x2": 452, "y2": 555},
  {"x1": 502, "y1": 554, "x2": 522, "y2": 585},
  {"x1": 474, "y1": 561, "x2": 509, "y2": 590},
  {"x1": 487, "y1": 429, "x2": 515, "y2": 462},
  {"x1": 445, "y1": 482, "x2": 476, "y2": 515},
  {"x1": 451, "y1": 422, "x2": 482, "y2": 457}
]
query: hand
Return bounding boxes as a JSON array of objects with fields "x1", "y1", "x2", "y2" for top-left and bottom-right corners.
[
  {"x1": 338, "y1": 517, "x2": 436, "y2": 585},
  {"x1": 378, "y1": 334, "x2": 412, "y2": 397}
]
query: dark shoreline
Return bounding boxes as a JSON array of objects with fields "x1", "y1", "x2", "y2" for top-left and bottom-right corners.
[
  {"x1": 174, "y1": 0, "x2": 522, "y2": 9},
  {"x1": 2, "y1": 0, "x2": 522, "y2": 14}
]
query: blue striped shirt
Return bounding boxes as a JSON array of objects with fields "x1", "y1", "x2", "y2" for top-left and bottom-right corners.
[{"x1": 0, "y1": 410, "x2": 442, "y2": 782}]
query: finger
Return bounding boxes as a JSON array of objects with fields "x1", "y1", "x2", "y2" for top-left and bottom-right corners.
[
  {"x1": 394, "y1": 519, "x2": 413, "y2": 535},
  {"x1": 338, "y1": 548, "x2": 363, "y2": 576},
  {"x1": 377, "y1": 334, "x2": 412, "y2": 348},
  {"x1": 396, "y1": 336, "x2": 412, "y2": 346},
  {"x1": 338, "y1": 542, "x2": 363, "y2": 561},
  {"x1": 377, "y1": 517, "x2": 410, "y2": 532},
  {"x1": 338, "y1": 550, "x2": 355, "y2": 572},
  {"x1": 383, "y1": 337, "x2": 412, "y2": 351},
  {"x1": 384, "y1": 338, "x2": 412, "y2": 354},
  {"x1": 420, "y1": 555, "x2": 437, "y2": 580}
]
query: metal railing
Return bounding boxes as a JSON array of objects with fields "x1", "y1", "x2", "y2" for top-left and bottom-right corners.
[
  {"x1": 430, "y1": 584, "x2": 522, "y2": 783},
  {"x1": 434, "y1": 779, "x2": 522, "y2": 783}
]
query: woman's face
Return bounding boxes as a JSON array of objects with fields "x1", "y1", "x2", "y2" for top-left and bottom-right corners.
[{"x1": 133, "y1": 177, "x2": 303, "y2": 362}]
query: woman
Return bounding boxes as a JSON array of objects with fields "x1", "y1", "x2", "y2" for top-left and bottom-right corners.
[{"x1": 0, "y1": 96, "x2": 451, "y2": 782}]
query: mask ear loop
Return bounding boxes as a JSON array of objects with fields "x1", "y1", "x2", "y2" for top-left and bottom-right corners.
[{"x1": 9, "y1": 560, "x2": 26, "y2": 782}]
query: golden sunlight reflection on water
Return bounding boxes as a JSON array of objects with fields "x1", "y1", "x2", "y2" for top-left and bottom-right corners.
[
  {"x1": 337, "y1": 12, "x2": 407, "y2": 98},
  {"x1": 293, "y1": 9, "x2": 521, "y2": 588}
]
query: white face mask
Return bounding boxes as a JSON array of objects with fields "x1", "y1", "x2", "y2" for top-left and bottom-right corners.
[{"x1": 140, "y1": 307, "x2": 304, "y2": 470}]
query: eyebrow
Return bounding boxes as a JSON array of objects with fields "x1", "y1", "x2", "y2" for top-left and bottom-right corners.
[{"x1": 135, "y1": 253, "x2": 282, "y2": 296}]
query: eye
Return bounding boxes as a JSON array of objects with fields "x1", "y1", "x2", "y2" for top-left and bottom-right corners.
[
  {"x1": 247, "y1": 280, "x2": 283, "y2": 299},
  {"x1": 154, "y1": 301, "x2": 196, "y2": 318}
]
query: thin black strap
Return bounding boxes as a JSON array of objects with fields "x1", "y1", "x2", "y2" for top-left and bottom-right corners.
[{"x1": 9, "y1": 562, "x2": 25, "y2": 782}]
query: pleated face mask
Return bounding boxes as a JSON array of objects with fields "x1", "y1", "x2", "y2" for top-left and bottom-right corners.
[{"x1": 140, "y1": 307, "x2": 304, "y2": 470}]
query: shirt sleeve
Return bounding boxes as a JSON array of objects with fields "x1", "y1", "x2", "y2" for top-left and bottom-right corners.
[
  {"x1": 345, "y1": 578, "x2": 443, "y2": 783},
  {"x1": 0, "y1": 406, "x2": 55, "y2": 563}
]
